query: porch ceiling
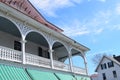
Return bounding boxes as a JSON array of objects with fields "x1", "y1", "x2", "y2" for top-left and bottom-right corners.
[
  {"x1": 53, "y1": 42, "x2": 68, "y2": 59},
  {"x1": 53, "y1": 42, "x2": 82, "y2": 61},
  {"x1": 0, "y1": 17, "x2": 21, "y2": 37},
  {"x1": 26, "y1": 32, "x2": 49, "y2": 47},
  {"x1": 71, "y1": 49, "x2": 82, "y2": 56}
]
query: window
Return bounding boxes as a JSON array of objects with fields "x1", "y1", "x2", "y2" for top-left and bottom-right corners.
[
  {"x1": 102, "y1": 73, "x2": 106, "y2": 80},
  {"x1": 101, "y1": 63, "x2": 107, "y2": 70},
  {"x1": 38, "y1": 47, "x2": 50, "y2": 59},
  {"x1": 38, "y1": 47, "x2": 43, "y2": 57},
  {"x1": 14, "y1": 41, "x2": 21, "y2": 51},
  {"x1": 46, "y1": 52, "x2": 50, "y2": 59},
  {"x1": 101, "y1": 64, "x2": 103, "y2": 70},
  {"x1": 113, "y1": 71, "x2": 117, "y2": 78},
  {"x1": 104, "y1": 63, "x2": 107, "y2": 69},
  {"x1": 108, "y1": 61, "x2": 114, "y2": 68}
]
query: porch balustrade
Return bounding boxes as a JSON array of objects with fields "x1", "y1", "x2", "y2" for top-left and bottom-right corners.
[
  {"x1": 54, "y1": 60, "x2": 70, "y2": 71},
  {"x1": 0, "y1": 46, "x2": 22, "y2": 62},
  {"x1": 73, "y1": 66, "x2": 86, "y2": 75},
  {"x1": 0, "y1": 46, "x2": 86, "y2": 75},
  {"x1": 26, "y1": 53, "x2": 51, "y2": 68}
]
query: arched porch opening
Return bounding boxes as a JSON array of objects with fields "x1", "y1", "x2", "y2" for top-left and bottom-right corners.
[
  {"x1": 0, "y1": 16, "x2": 22, "y2": 50},
  {"x1": 25, "y1": 31, "x2": 49, "y2": 59},
  {"x1": 52, "y1": 41, "x2": 68, "y2": 63},
  {"x1": 70, "y1": 49, "x2": 85, "y2": 68},
  {"x1": 52, "y1": 41, "x2": 72, "y2": 71}
]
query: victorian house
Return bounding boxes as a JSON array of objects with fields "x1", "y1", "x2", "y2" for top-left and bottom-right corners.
[{"x1": 0, "y1": 0, "x2": 90, "y2": 80}]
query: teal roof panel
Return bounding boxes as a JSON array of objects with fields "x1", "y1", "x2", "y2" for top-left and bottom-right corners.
[
  {"x1": 55, "y1": 73, "x2": 76, "y2": 80},
  {"x1": 27, "y1": 69, "x2": 58, "y2": 80},
  {"x1": 0, "y1": 64, "x2": 30, "y2": 80},
  {"x1": 75, "y1": 75, "x2": 91, "y2": 80}
]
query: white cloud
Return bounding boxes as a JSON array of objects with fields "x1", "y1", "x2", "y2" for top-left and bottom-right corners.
[
  {"x1": 115, "y1": 3, "x2": 120, "y2": 15},
  {"x1": 60, "y1": 19, "x2": 105, "y2": 37},
  {"x1": 58, "y1": 9, "x2": 115, "y2": 37},
  {"x1": 29, "y1": 0, "x2": 82, "y2": 17},
  {"x1": 61, "y1": 20, "x2": 90, "y2": 37},
  {"x1": 63, "y1": 27, "x2": 90, "y2": 37},
  {"x1": 72, "y1": 0, "x2": 83, "y2": 4},
  {"x1": 88, "y1": 0, "x2": 106, "y2": 3},
  {"x1": 112, "y1": 24, "x2": 120, "y2": 30},
  {"x1": 98, "y1": 0, "x2": 106, "y2": 2},
  {"x1": 94, "y1": 28, "x2": 104, "y2": 34}
]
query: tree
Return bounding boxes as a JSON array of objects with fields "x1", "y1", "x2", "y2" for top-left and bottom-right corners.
[{"x1": 92, "y1": 53, "x2": 112, "y2": 65}]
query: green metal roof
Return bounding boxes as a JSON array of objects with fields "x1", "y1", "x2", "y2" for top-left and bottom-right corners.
[
  {"x1": 0, "y1": 64, "x2": 31, "y2": 80},
  {"x1": 0, "y1": 64, "x2": 91, "y2": 80},
  {"x1": 55, "y1": 73, "x2": 76, "y2": 80},
  {"x1": 75, "y1": 75, "x2": 91, "y2": 80},
  {"x1": 27, "y1": 69, "x2": 58, "y2": 80}
]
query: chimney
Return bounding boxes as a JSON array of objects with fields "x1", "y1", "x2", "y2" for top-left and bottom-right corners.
[{"x1": 113, "y1": 55, "x2": 116, "y2": 58}]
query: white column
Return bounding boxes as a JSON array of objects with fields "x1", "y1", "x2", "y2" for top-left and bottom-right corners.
[
  {"x1": 49, "y1": 48, "x2": 54, "y2": 69},
  {"x1": 20, "y1": 39, "x2": 26, "y2": 64},
  {"x1": 68, "y1": 52, "x2": 73, "y2": 72},
  {"x1": 83, "y1": 55, "x2": 88, "y2": 75}
]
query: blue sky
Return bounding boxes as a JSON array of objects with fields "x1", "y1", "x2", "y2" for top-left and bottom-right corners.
[{"x1": 29, "y1": 0, "x2": 120, "y2": 74}]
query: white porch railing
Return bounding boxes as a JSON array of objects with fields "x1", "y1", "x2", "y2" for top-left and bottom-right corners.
[
  {"x1": 0, "y1": 46, "x2": 22, "y2": 62},
  {"x1": 0, "y1": 46, "x2": 87, "y2": 75},
  {"x1": 26, "y1": 53, "x2": 51, "y2": 68},
  {"x1": 73, "y1": 66, "x2": 86, "y2": 75},
  {"x1": 54, "y1": 60, "x2": 70, "y2": 72}
]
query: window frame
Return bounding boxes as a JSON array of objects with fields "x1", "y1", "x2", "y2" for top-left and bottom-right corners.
[
  {"x1": 38, "y1": 47, "x2": 43, "y2": 57},
  {"x1": 101, "y1": 63, "x2": 107, "y2": 70},
  {"x1": 108, "y1": 61, "x2": 114, "y2": 68},
  {"x1": 113, "y1": 70, "x2": 117, "y2": 78},
  {"x1": 14, "y1": 41, "x2": 21, "y2": 51},
  {"x1": 102, "y1": 73, "x2": 106, "y2": 80}
]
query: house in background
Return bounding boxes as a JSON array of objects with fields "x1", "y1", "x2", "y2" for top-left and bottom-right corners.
[
  {"x1": 0, "y1": 0, "x2": 90, "y2": 80},
  {"x1": 93, "y1": 55, "x2": 120, "y2": 80}
]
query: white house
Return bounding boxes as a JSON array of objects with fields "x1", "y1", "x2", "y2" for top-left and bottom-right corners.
[
  {"x1": 93, "y1": 55, "x2": 120, "y2": 80},
  {"x1": 0, "y1": 0, "x2": 90, "y2": 80}
]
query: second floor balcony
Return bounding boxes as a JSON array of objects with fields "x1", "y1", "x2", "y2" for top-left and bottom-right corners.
[
  {"x1": 0, "y1": 16, "x2": 89, "y2": 75},
  {"x1": 0, "y1": 45, "x2": 87, "y2": 75}
]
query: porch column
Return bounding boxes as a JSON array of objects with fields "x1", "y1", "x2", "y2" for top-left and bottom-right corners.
[
  {"x1": 83, "y1": 55, "x2": 88, "y2": 75},
  {"x1": 20, "y1": 39, "x2": 26, "y2": 64},
  {"x1": 49, "y1": 48, "x2": 54, "y2": 69},
  {"x1": 68, "y1": 52, "x2": 73, "y2": 72}
]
